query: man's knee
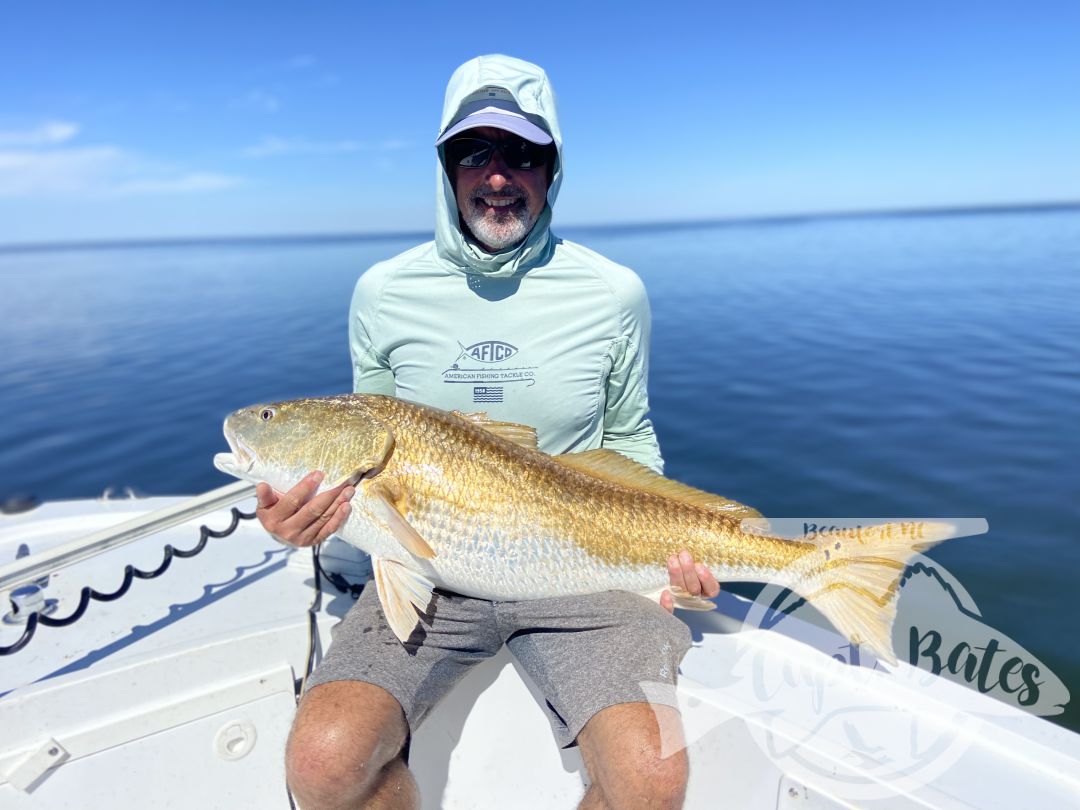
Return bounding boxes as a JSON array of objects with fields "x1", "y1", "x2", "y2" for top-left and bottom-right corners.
[
  {"x1": 285, "y1": 680, "x2": 409, "y2": 803},
  {"x1": 639, "y1": 745, "x2": 689, "y2": 809},
  {"x1": 607, "y1": 742, "x2": 687, "y2": 810},
  {"x1": 580, "y1": 704, "x2": 689, "y2": 809},
  {"x1": 584, "y1": 748, "x2": 688, "y2": 810}
]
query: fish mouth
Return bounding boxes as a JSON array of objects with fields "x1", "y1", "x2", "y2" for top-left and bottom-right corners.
[{"x1": 215, "y1": 433, "x2": 258, "y2": 478}]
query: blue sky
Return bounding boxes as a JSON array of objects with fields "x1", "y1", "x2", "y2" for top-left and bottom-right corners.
[{"x1": 1, "y1": 1, "x2": 1078, "y2": 244}]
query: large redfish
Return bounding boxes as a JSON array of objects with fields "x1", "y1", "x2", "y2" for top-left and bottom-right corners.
[{"x1": 214, "y1": 394, "x2": 954, "y2": 663}]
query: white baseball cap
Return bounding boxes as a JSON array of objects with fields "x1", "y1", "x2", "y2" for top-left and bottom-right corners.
[{"x1": 435, "y1": 86, "x2": 553, "y2": 146}]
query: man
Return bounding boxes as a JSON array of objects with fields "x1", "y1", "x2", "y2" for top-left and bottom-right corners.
[{"x1": 256, "y1": 55, "x2": 719, "y2": 809}]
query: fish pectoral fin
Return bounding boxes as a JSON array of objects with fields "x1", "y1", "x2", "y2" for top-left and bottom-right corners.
[
  {"x1": 555, "y1": 449, "x2": 764, "y2": 520},
  {"x1": 373, "y1": 558, "x2": 435, "y2": 643},
  {"x1": 367, "y1": 480, "x2": 436, "y2": 559},
  {"x1": 330, "y1": 467, "x2": 368, "y2": 488},
  {"x1": 645, "y1": 586, "x2": 719, "y2": 612},
  {"x1": 452, "y1": 411, "x2": 538, "y2": 450},
  {"x1": 331, "y1": 428, "x2": 396, "y2": 487}
]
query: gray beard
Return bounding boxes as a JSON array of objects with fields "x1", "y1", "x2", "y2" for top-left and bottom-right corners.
[{"x1": 461, "y1": 197, "x2": 538, "y2": 252}]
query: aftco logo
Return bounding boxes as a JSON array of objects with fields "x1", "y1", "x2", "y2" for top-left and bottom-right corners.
[{"x1": 460, "y1": 340, "x2": 518, "y2": 363}]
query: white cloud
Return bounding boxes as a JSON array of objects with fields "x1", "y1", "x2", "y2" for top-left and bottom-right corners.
[
  {"x1": 0, "y1": 121, "x2": 242, "y2": 198},
  {"x1": 285, "y1": 54, "x2": 316, "y2": 70},
  {"x1": 109, "y1": 172, "x2": 240, "y2": 195},
  {"x1": 0, "y1": 121, "x2": 80, "y2": 148},
  {"x1": 242, "y1": 135, "x2": 369, "y2": 158},
  {"x1": 147, "y1": 91, "x2": 191, "y2": 114},
  {"x1": 242, "y1": 135, "x2": 415, "y2": 159},
  {"x1": 0, "y1": 146, "x2": 125, "y2": 196},
  {"x1": 239, "y1": 88, "x2": 281, "y2": 113}
]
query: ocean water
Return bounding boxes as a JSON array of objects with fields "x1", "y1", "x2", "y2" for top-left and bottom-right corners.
[{"x1": 1, "y1": 210, "x2": 1078, "y2": 732}]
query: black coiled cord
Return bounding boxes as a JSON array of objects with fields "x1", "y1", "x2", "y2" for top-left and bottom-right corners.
[{"x1": 0, "y1": 505, "x2": 256, "y2": 656}]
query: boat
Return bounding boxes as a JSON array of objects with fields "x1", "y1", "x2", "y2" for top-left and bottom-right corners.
[{"x1": 2, "y1": 486, "x2": 1079, "y2": 809}]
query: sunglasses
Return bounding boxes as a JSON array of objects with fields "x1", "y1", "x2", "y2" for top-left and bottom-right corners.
[{"x1": 444, "y1": 136, "x2": 552, "y2": 170}]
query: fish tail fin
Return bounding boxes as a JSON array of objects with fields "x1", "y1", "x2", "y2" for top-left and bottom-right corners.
[{"x1": 785, "y1": 521, "x2": 956, "y2": 665}]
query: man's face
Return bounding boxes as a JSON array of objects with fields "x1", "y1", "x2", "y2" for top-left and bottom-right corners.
[{"x1": 449, "y1": 126, "x2": 550, "y2": 252}]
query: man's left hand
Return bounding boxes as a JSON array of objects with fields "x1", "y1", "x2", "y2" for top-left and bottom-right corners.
[{"x1": 661, "y1": 550, "x2": 720, "y2": 613}]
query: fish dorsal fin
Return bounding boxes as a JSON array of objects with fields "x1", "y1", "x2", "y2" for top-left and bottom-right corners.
[
  {"x1": 554, "y1": 449, "x2": 764, "y2": 519},
  {"x1": 372, "y1": 558, "x2": 436, "y2": 643},
  {"x1": 452, "y1": 411, "x2": 538, "y2": 450}
]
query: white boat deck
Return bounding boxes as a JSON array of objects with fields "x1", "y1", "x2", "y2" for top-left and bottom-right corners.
[{"x1": 1, "y1": 494, "x2": 1078, "y2": 809}]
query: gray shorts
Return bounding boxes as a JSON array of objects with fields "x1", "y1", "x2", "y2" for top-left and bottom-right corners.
[{"x1": 305, "y1": 585, "x2": 693, "y2": 748}]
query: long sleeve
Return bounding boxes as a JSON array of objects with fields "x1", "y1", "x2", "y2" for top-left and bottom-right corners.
[
  {"x1": 348, "y1": 270, "x2": 397, "y2": 396},
  {"x1": 601, "y1": 276, "x2": 664, "y2": 473}
]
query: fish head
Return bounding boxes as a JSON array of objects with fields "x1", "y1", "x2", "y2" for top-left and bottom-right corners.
[{"x1": 214, "y1": 396, "x2": 394, "y2": 493}]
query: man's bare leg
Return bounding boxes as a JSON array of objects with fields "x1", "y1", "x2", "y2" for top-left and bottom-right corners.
[
  {"x1": 285, "y1": 680, "x2": 420, "y2": 810},
  {"x1": 577, "y1": 703, "x2": 688, "y2": 810}
]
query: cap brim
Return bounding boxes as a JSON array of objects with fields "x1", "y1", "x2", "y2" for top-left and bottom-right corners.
[{"x1": 435, "y1": 113, "x2": 553, "y2": 146}]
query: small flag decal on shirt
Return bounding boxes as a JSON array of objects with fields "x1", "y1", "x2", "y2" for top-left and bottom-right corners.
[{"x1": 473, "y1": 386, "x2": 503, "y2": 403}]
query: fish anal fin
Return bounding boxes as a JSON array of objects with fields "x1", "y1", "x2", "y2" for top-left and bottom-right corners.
[
  {"x1": 555, "y1": 449, "x2": 763, "y2": 519},
  {"x1": 452, "y1": 411, "x2": 539, "y2": 450},
  {"x1": 366, "y1": 479, "x2": 436, "y2": 559},
  {"x1": 372, "y1": 558, "x2": 435, "y2": 643},
  {"x1": 645, "y1": 586, "x2": 719, "y2": 612}
]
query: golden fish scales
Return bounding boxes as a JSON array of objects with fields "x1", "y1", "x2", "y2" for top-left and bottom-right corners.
[{"x1": 215, "y1": 393, "x2": 958, "y2": 663}]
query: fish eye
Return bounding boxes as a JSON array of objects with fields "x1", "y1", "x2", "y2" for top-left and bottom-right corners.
[{"x1": 260, "y1": 408, "x2": 275, "y2": 421}]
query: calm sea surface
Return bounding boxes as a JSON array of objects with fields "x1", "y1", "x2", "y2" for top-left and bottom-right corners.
[{"x1": 1, "y1": 211, "x2": 1078, "y2": 731}]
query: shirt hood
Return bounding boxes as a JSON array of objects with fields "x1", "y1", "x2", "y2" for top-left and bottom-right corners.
[{"x1": 434, "y1": 54, "x2": 563, "y2": 278}]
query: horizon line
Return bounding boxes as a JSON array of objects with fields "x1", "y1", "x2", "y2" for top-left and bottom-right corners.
[{"x1": 2, "y1": 199, "x2": 1078, "y2": 256}]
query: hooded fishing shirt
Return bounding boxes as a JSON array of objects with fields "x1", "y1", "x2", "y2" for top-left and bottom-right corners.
[{"x1": 349, "y1": 54, "x2": 663, "y2": 472}]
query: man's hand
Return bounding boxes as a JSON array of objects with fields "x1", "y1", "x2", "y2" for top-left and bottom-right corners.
[
  {"x1": 661, "y1": 550, "x2": 720, "y2": 613},
  {"x1": 255, "y1": 471, "x2": 355, "y2": 547}
]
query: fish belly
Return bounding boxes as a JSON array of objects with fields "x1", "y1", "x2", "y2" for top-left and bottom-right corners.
[
  {"x1": 424, "y1": 531, "x2": 665, "y2": 601},
  {"x1": 337, "y1": 509, "x2": 666, "y2": 601}
]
